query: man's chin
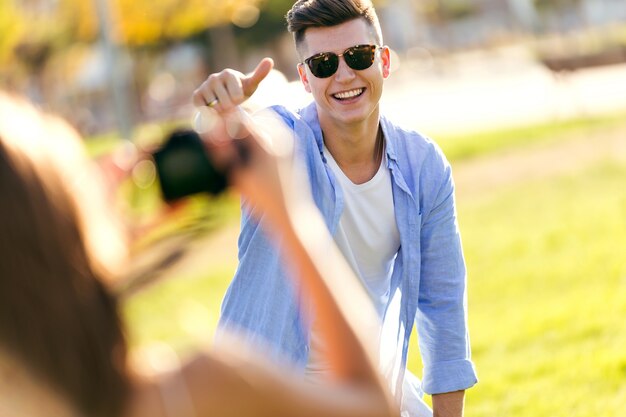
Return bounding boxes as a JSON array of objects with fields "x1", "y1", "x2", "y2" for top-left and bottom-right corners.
[{"x1": 322, "y1": 106, "x2": 375, "y2": 126}]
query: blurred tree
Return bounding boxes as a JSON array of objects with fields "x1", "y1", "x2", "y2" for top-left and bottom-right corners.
[
  {"x1": 0, "y1": 0, "x2": 95, "y2": 66},
  {"x1": 506, "y1": 0, "x2": 539, "y2": 32},
  {"x1": 236, "y1": 0, "x2": 294, "y2": 46},
  {"x1": 0, "y1": 2, "x2": 22, "y2": 65},
  {"x1": 232, "y1": 0, "x2": 300, "y2": 75},
  {"x1": 533, "y1": 0, "x2": 581, "y2": 12},
  {"x1": 237, "y1": 0, "x2": 387, "y2": 47},
  {"x1": 0, "y1": 0, "x2": 267, "y2": 99},
  {"x1": 419, "y1": 0, "x2": 478, "y2": 23},
  {"x1": 533, "y1": 0, "x2": 587, "y2": 34},
  {"x1": 0, "y1": 0, "x2": 98, "y2": 96},
  {"x1": 0, "y1": 0, "x2": 265, "y2": 57},
  {"x1": 115, "y1": 0, "x2": 209, "y2": 45},
  {"x1": 412, "y1": 0, "x2": 479, "y2": 50}
]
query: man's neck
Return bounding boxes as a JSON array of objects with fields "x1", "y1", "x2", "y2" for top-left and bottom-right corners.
[{"x1": 319, "y1": 112, "x2": 383, "y2": 185}]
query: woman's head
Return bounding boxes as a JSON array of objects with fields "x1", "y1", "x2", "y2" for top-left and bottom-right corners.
[{"x1": 0, "y1": 92, "x2": 129, "y2": 417}]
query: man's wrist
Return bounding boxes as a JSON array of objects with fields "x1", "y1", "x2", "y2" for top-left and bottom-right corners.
[{"x1": 432, "y1": 390, "x2": 465, "y2": 417}]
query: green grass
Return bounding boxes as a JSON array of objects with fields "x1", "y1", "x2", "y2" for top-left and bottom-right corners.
[
  {"x1": 122, "y1": 123, "x2": 626, "y2": 416},
  {"x1": 437, "y1": 111, "x2": 626, "y2": 162},
  {"x1": 123, "y1": 264, "x2": 235, "y2": 354},
  {"x1": 461, "y1": 162, "x2": 626, "y2": 417},
  {"x1": 405, "y1": 161, "x2": 626, "y2": 416},
  {"x1": 84, "y1": 132, "x2": 123, "y2": 158}
]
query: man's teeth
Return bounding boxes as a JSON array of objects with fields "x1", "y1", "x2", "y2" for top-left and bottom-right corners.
[{"x1": 333, "y1": 88, "x2": 364, "y2": 100}]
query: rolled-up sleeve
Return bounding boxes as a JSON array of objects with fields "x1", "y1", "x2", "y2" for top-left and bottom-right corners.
[{"x1": 417, "y1": 157, "x2": 478, "y2": 394}]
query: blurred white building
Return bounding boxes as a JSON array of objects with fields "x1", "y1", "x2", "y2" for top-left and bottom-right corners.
[{"x1": 379, "y1": 0, "x2": 626, "y2": 52}]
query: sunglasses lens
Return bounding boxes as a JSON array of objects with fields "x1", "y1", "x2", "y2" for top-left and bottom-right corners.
[
  {"x1": 305, "y1": 45, "x2": 377, "y2": 78},
  {"x1": 345, "y1": 45, "x2": 376, "y2": 70},
  {"x1": 308, "y1": 53, "x2": 339, "y2": 78}
]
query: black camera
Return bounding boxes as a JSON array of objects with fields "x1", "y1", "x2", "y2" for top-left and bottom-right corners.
[
  {"x1": 152, "y1": 129, "x2": 228, "y2": 202},
  {"x1": 152, "y1": 129, "x2": 252, "y2": 202}
]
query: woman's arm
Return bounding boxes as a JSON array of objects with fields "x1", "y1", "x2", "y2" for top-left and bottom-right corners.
[{"x1": 126, "y1": 108, "x2": 397, "y2": 417}]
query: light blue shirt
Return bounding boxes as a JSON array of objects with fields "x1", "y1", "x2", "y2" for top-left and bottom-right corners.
[{"x1": 217, "y1": 102, "x2": 478, "y2": 395}]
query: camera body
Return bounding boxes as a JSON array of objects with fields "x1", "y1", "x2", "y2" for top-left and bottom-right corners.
[{"x1": 152, "y1": 129, "x2": 228, "y2": 201}]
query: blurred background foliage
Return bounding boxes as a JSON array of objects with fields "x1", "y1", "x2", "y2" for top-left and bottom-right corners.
[
  {"x1": 2, "y1": 0, "x2": 625, "y2": 139},
  {"x1": 0, "y1": 0, "x2": 308, "y2": 136},
  {"x1": 0, "y1": 0, "x2": 295, "y2": 69},
  {"x1": 1, "y1": 0, "x2": 261, "y2": 52}
]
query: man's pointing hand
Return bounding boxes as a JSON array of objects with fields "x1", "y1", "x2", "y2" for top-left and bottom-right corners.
[{"x1": 193, "y1": 58, "x2": 274, "y2": 112}]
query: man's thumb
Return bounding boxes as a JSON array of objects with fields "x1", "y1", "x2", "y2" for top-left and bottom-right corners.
[{"x1": 243, "y1": 57, "x2": 274, "y2": 97}]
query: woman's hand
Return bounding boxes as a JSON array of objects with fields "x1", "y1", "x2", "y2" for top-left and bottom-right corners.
[{"x1": 198, "y1": 106, "x2": 306, "y2": 229}]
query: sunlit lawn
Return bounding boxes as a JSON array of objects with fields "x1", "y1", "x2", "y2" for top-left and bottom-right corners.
[
  {"x1": 123, "y1": 121, "x2": 626, "y2": 416},
  {"x1": 123, "y1": 263, "x2": 235, "y2": 353},
  {"x1": 436, "y1": 110, "x2": 626, "y2": 161},
  {"x1": 474, "y1": 163, "x2": 626, "y2": 416},
  {"x1": 407, "y1": 161, "x2": 626, "y2": 416}
]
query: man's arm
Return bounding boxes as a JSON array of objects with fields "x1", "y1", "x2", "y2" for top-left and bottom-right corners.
[
  {"x1": 417, "y1": 151, "x2": 477, "y2": 401},
  {"x1": 432, "y1": 390, "x2": 465, "y2": 417}
]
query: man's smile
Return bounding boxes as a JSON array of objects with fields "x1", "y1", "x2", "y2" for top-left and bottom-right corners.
[{"x1": 332, "y1": 87, "x2": 365, "y2": 101}]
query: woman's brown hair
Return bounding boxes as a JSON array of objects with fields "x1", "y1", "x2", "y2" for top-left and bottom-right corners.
[{"x1": 0, "y1": 93, "x2": 129, "y2": 417}]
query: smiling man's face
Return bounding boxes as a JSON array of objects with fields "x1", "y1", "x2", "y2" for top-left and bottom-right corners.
[{"x1": 297, "y1": 18, "x2": 390, "y2": 131}]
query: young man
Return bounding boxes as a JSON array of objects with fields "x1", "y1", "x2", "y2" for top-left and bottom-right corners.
[{"x1": 192, "y1": 1, "x2": 477, "y2": 416}]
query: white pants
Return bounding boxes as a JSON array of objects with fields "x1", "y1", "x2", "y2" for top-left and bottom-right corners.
[{"x1": 401, "y1": 371, "x2": 433, "y2": 417}]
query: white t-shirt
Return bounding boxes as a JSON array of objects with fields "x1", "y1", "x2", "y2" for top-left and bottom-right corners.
[
  {"x1": 305, "y1": 145, "x2": 432, "y2": 417},
  {"x1": 324, "y1": 145, "x2": 400, "y2": 316},
  {"x1": 306, "y1": 145, "x2": 399, "y2": 376}
]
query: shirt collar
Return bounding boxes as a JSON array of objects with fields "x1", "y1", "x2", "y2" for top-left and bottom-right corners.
[
  {"x1": 380, "y1": 115, "x2": 398, "y2": 165},
  {"x1": 300, "y1": 102, "x2": 398, "y2": 164},
  {"x1": 300, "y1": 103, "x2": 324, "y2": 155}
]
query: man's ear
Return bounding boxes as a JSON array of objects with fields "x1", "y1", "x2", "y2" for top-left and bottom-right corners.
[
  {"x1": 297, "y1": 63, "x2": 312, "y2": 93},
  {"x1": 380, "y1": 46, "x2": 391, "y2": 79}
]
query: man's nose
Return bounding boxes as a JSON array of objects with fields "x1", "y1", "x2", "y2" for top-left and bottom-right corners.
[{"x1": 334, "y1": 57, "x2": 356, "y2": 82}]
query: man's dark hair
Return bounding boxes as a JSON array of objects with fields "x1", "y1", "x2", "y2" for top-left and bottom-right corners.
[{"x1": 286, "y1": 0, "x2": 383, "y2": 57}]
